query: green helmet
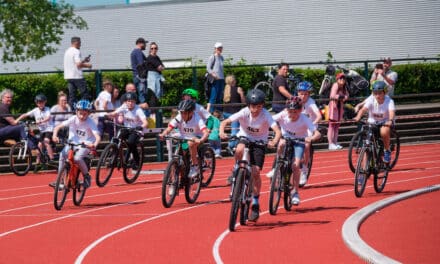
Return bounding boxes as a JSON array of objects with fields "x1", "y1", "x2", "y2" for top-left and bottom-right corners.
[{"x1": 182, "y1": 88, "x2": 199, "y2": 100}]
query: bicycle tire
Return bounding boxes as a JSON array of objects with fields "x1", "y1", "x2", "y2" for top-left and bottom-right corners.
[
  {"x1": 9, "y1": 142, "x2": 32, "y2": 176},
  {"x1": 354, "y1": 147, "x2": 370, "y2": 197},
  {"x1": 229, "y1": 168, "x2": 245, "y2": 231},
  {"x1": 123, "y1": 141, "x2": 144, "y2": 184},
  {"x1": 348, "y1": 130, "x2": 366, "y2": 173},
  {"x1": 269, "y1": 162, "x2": 283, "y2": 215},
  {"x1": 95, "y1": 143, "x2": 118, "y2": 187},
  {"x1": 254, "y1": 81, "x2": 273, "y2": 102},
  {"x1": 73, "y1": 171, "x2": 87, "y2": 206},
  {"x1": 299, "y1": 144, "x2": 314, "y2": 188},
  {"x1": 161, "y1": 159, "x2": 180, "y2": 208},
  {"x1": 389, "y1": 130, "x2": 400, "y2": 169},
  {"x1": 54, "y1": 164, "x2": 69, "y2": 210},
  {"x1": 283, "y1": 171, "x2": 293, "y2": 211},
  {"x1": 374, "y1": 148, "x2": 389, "y2": 193},
  {"x1": 240, "y1": 172, "x2": 253, "y2": 225},
  {"x1": 184, "y1": 163, "x2": 202, "y2": 204},
  {"x1": 200, "y1": 146, "x2": 216, "y2": 187}
]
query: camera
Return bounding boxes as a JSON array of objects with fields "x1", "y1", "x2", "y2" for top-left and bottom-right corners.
[{"x1": 375, "y1": 63, "x2": 383, "y2": 69}]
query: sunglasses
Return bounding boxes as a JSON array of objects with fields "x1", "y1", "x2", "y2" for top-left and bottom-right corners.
[{"x1": 150, "y1": 47, "x2": 158, "y2": 50}]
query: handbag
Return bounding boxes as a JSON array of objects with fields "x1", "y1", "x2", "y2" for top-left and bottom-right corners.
[{"x1": 203, "y1": 56, "x2": 216, "y2": 98}]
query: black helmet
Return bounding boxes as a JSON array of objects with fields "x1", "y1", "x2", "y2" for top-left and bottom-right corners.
[
  {"x1": 123, "y1": 92, "x2": 138, "y2": 102},
  {"x1": 287, "y1": 96, "x2": 302, "y2": 110},
  {"x1": 177, "y1": 99, "x2": 196, "y2": 112},
  {"x1": 34, "y1": 94, "x2": 47, "y2": 103},
  {"x1": 246, "y1": 89, "x2": 265, "y2": 105}
]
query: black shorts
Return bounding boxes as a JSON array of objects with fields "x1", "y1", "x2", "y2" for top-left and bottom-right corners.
[
  {"x1": 238, "y1": 138, "x2": 266, "y2": 169},
  {"x1": 40, "y1": 132, "x2": 53, "y2": 142}
]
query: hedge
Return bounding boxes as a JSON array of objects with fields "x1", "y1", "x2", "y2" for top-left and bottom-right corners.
[{"x1": 0, "y1": 61, "x2": 439, "y2": 114}]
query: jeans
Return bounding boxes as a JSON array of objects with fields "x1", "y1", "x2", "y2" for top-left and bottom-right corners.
[
  {"x1": 223, "y1": 112, "x2": 239, "y2": 149},
  {"x1": 58, "y1": 145, "x2": 90, "y2": 176},
  {"x1": 134, "y1": 75, "x2": 150, "y2": 117},
  {"x1": 209, "y1": 79, "x2": 225, "y2": 112},
  {"x1": 209, "y1": 139, "x2": 222, "y2": 156},
  {"x1": 67, "y1": 78, "x2": 89, "y2": 109},
  {"x1": 0, "y1": 124, "x2": 26, "y2": 142}
]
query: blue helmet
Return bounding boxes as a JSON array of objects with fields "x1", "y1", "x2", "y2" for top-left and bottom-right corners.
[
  {"x1": 372, "y1": 81, "x2": 386, "y2": 91},
  {"x1": 75, "y1": 99, "x2": 93, "y2": 111},
  {"x1": 297, "y1": 81, "x2": 313, "y2": 92}
]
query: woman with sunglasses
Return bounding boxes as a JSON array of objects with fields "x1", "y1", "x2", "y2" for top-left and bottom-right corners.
[{"x1": 145, "y1": 42, "x2": 165, "y2": 118}]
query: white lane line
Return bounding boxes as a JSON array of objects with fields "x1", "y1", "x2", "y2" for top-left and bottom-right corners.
[
  {"x1": 342, "y1": 184, "x2": 440, "y2": 264},
  {"x1": 212, "y1": 174, "x2": 440, "y2": 264}
]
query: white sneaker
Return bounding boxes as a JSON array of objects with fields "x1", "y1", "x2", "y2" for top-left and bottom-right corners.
[
  {"x1": 189, "y1": 165, "x2": 199, "y2": 178},
  {"x1": 335, "y1": 144, "x2": 343, "y2": 150},
  {"x1": 291, "y1": 192, "x2": 300, "y2": 205},
  {"x1": 328, "y1": 144, "x2": 338, "y2": 150},
  {"x1": 266, "y1": 168, "x2": 275, "y2": 178},
  {"x1": 300, "y1": 169, "x2": 308, "y2": 186},
  {"x1": 168, "y1": 185, "x2": 175, "y2": 196}
]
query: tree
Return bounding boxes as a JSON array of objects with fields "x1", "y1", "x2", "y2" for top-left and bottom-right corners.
[{"x1": 0, "y1": 0, "x2": 88, "y2": 63}]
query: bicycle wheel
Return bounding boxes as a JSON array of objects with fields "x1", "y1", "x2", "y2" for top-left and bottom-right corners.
[
  {"x1": 229, "y1": 168, "x2": 245, "y2": 232},
  {"x1": 354, "y1": 148, "x2": 371, "y2": 197},
  {"x1": 348, "y1": 130, "x2": 366, "y2": 173},
  {"x1": 9, "y1": 142, "x2": 32, "y2": 176},
  {"x1": 184, "y1": 163, "x2": 202, "y2": 204},
  {"x1": 240, "y1": 172, "x2": 253, "y2": 225},
  {"x1": 161, "y1": 160, "x2": 180, "y2": 208},
  {"x1": 54, "y1": 164, "x2": 69, "y2": 210},
  {"x1": 389, "y1": 130, "x2": 400, "y2": 169},
  {"x1": 73, "y1": 171, "x2": 87, "y2": 206},
  {"x1": 200, "y1": 146, "x2": 216, "y2": 187},
  {"x1": 254, "y1": 81, "x2": 273, "y2": 102},
  {"x1": 95, "y1": 143, "x2": 118, "y2": 187},
  {"x1": 374, "y1": 149, "x2": 389, "y2": 193},
  {"x1": 269, "y1": 162, "x2": 283, "y2": 215},
  {"x1": 299, "y1": 144, "x2": 314, "y2": 188},
  {"x1": 283, "y1": 172, "x2": 293, "y2": 211},
  {"x1": 122, "y1": 141, "x2": 144, "y2": 184}
]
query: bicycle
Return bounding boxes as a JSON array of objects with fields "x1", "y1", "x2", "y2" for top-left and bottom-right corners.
[
  {"x1": 353, "y1": 121, "x2": 390, "y2": 197},
  {"x1": 228, "y1": 136, "x2": 265, "y2": 231},
  {"x1": 299, "y1": 140, "x2": 314, "y2": 188},
  {"x1": 254, "y1": 67, "x2": 304, "y2": 103},
  {"x1": 9, "y1": 120, "x2": 58, "y2": 176},
  {"x1": 95, "y1": 123, "x2": 144, "y2": 187},
  {"x1": 53, "y1": 141, "x2": 94, "y2": 210},
  {"x1": 161, "y1": 136, "x2": 209, "y2": 208},
  {"x1": 348, "y1": 122, "x2": 400, "y2": 173},
  {"x1": 269, "y1": 137, "x2": 303, "y2": 215}
]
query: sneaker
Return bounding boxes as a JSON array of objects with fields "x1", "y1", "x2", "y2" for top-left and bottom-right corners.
[
  {"x1": 215, "y1": 154, "x2": 222, "y2": 159},
  {"x1": 384, "y1": 150, "x2": 391, "y2": 163},
  {"x1": 328, "y1": 143, "x2": 337, "y2": 150},
  {"x1": 299, "y1": 168, "x2": 308, "y2": 186},
  {"x1": 249, "y1": 204, "x2": 260, "y2": 221},
  {"x1": 291, "y1": 192, "x2": 300, "y2": 206},
  {"x1": 168, "y1": 185, "x2": 175, "y2": 196},
  {"x1": 266, "y1": 168, "x2": 275, "y2": 178},
  {"x1": 83, "y1": 174, "x2": 91, "y2": 188},
  {"x1": 189, "y1": 165, "x2": 199, "y2": 178},
  {"x1": 335, "y1": 144, "x2": 343, "y2": 150}
]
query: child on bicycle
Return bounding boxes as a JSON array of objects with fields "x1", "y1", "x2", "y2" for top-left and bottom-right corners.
[
  {"x1": 51, "y1": 99, "x2": 101, "y2": 188},
  {"x1": 354, "y1": 81, "x2": 395, "y2": 163},
  {"x1": 159, "y1": 99, "x2": 209, "y2": 178},
  {"x1": 106, "y1": 92, "x2": 148, "y2": 170},
  {"x1": 272, "y1": 97, "x2": 321, "y2": 204},
  {"x1": 219, "y1": 89, "x2": 281, "y2": 221},
  {"x1": 297, "y1": 81, "x2": 322, "y2": 185},
  {"x1": 16, "y1": 94, "x2": 56, "y2": 168}
]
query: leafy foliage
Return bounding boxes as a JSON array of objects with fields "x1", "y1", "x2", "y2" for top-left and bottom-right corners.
[{"x1": 0, "y1": 0, "x2": 87, "y2": 63}]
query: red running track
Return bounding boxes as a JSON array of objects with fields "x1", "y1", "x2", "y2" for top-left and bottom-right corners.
[{"x1": 1, "y1": 142, "x2": 439, "y2": 263}]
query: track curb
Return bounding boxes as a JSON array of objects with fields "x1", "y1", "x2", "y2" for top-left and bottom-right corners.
[{"x1": 342, "y1": 184, "x2": 440, "y2": 264}]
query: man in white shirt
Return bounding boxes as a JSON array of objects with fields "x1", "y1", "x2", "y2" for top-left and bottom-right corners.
[{"x1": 64, "y1": 36, "x2": 92, "y2": 109}]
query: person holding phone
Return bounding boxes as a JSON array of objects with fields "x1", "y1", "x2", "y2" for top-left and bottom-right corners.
[
  {"x1": 63, "y1": 36, "x2": 92, "y2": 109},
  {"x1": 370, "y1": 57, "x2": 398, "y2": 96}
]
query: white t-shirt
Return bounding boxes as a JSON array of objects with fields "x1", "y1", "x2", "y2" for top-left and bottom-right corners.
[
  {"x1": 169, "y1": 113, "x2": 207, "y2": 139},
  {"x1": 64, "y1": 46, "x2": 83, "y2": 79},
  {"x1": 364, "y1": 95, "x2": 395, "y2": 124},
  {"x1": 50, "y1": 105, "x2": 72, "y2": 127},
  {"x1": 62, "y1": 115, "x2": 99, "y2": 145},
  {"x1": 114, "y1": 104, "x2": 147, "y2": 131},
  {"x1": 26, "y1": 107, "x2": 53, "y2": 133},
  {"x1": 273, "y1": 110, "x2": 315, "y2": 139},
  {"x1": 95, "y1": 90, "x2": 114, "y2": 117},
  {"x1": 302, "y1": 97, "x2": 320, "y2": 126},
  {"x1": 195, "y1": 104, "x2": 211, "y2": 122},
  {"x1": 229, "y1": 107, "x2": 276, "y2": 143}
]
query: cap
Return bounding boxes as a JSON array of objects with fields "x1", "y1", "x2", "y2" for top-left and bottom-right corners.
[
  {"x1": 383, "y1": 57, "x2": 392, "y2": 64},
  {"x1": 136, "y1": 37, "x2": 148, "y2": 44},
  {"x1": 214, "y1": 42, "x2": 223, "y2": 48},
  {"x1": 336, "y1": 72, "x2": 345, "y2": 79}
]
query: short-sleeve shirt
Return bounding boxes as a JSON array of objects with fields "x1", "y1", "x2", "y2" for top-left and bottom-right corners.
[
  {"x1": 302, "y1": 98, "x2": 320, "y2": 125},
  {"x1": 229, "y1": 107, "x2": 276, "y2": 143},
  {"x1": 168, "y1": 113, "x2": 207, "y2": 139},
  {"x1": 0, "y1": 103, "x2": 12, "y2": 128},
  {"x1": 272, "y1": 75, "x2": 289, "y2": 103},
  {"x1": 50, "y1": 105, "x2": 72, "y2": 127},
  {"x1": 273, "y1": 110, "x2": 315, "y2": 139},
  {"x1": 64, "y1": 47, "x2": 83, "y2": 79},
  {"x1": 95, "y1": 90, "x2": 114, "y2": 117},
  {"x1": 26, "y1": 107, "x2": 53, "y2": 133},
  {"x1": 114, "y1": 104, "x2": 146, "y2": 130},
  {"x1": 195, "y1": 104, "x2": 211, "y2": 122},
  {"x1": 62, "y1": 116, "x2": 99, "y2": 145},
  {"x1": 364, "y1": 95, "x2": 395, "y2": 124}
]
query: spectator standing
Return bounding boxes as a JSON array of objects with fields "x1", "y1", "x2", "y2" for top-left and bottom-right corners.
[
  {"x1": 206, "y1": 42, "x2": 225, "y2": 113},
  {"x1": 146, "y1": 42, "x2": 165, "y2": 112},
  {"x1": 327, "y1": 73, "x2": 349, "y2": 150},
  {"x1": 130, "y1": 37, "x2": 149, "y2": 115},
  {"x1": 222, "y1": 75, "x2": 245, "y2": 155},
  {"x1": 370, "y1": 57, "x2": 398, "y2": 96},
  {"x1": 64, "y1": 36, "x2": 92, "y2": 109},
  {"x1": 272, "y1": 63, "x2": 292, "y2": 113},
  {"x1": 0, "y1": 89, "x2": 26, "y2": 144}
]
